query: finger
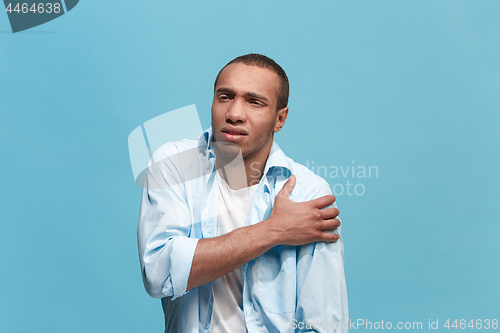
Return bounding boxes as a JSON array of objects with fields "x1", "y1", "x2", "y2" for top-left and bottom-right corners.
[
  {"x1": 310, "y1": 194, "x2": 335, "y2": 209},
  {"x1": 319, "y1": 232, "x2": 340, "y2": 243},
  {"x1": 278, "y1": 174, "x2": 296, "y2": 197},
  {"x1": 320, "y1": 218, "x2": 341, "y2": 231},
  {"x1": 320, "y1": 208, "x2": 339, "y2": 220}
]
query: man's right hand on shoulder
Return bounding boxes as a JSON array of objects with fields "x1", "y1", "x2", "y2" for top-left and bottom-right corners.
[
  {"x1": 187, "y1": 174, "x2": 340, "y2": 291},
  {"x1": 265, "y1": 174, "x2": 341, "y2": 246}
]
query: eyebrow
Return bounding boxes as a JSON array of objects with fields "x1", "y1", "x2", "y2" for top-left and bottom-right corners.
[
  {"x1": 247, "y1": 92, "x2": 269, "y2": 102},
  {"x1": 215, "y1": 87, "x2": 269, "y2": 102}
]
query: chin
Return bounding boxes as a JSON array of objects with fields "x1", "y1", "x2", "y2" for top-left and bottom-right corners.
[{"x1": 213, "y1": 140, "x2": 242, "y2": 162}]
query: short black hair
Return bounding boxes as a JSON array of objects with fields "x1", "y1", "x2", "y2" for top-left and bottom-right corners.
[{"x1": 214, "y1": 53, "x2": 289, "y2": 111}]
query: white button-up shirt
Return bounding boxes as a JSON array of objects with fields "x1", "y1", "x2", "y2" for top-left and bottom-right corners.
[{"x1": 137, "y1": 127, "x2": 348, "y2": 332}]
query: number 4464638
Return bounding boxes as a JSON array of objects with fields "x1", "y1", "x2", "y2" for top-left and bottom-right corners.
[
  {"x1": 5, "y1": 3, "x2": 61, "y2": 14},
  {"x1": 444, "y1": 319, "x2": 498, "y2": 330}
]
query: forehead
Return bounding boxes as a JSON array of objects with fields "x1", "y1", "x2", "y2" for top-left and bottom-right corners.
[{"x1": 216, "y1": 63, "x2": 280, "y2": 102}]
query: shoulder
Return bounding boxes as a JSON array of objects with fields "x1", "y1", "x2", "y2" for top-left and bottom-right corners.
[
  {"x1": 146, "y1": 138, "x2": 208, "y2": 189},
  {"x1": 284, "y1": 158, "x2": 333, "y2": 202},
  {"x1": 150, "y1": 138, "x2": 200, "y2": 163}
]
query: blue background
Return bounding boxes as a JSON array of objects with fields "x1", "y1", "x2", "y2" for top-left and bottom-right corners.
[{"x1": 1, "y1": 0, "x2": 499, "y2": 332}]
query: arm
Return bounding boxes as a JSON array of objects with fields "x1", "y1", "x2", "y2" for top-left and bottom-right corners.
[
  {"x1": 138, "y1": 141, "x2": 340, "y2": 296},
  {"x1": 187, "y1": 175, "x2": 341, "y2": 290},
  {"x1": 295, "y1": 183, "x2": 348, "y2": 333},
  {"x1": 137, "y1": 146, "x2": 200, "y2": 299},
  {"x1": 138, "y1": 149, "x2": 339, "y2": 298}
]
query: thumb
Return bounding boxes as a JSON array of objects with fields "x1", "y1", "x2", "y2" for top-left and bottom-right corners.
[{"x1": 279, "y1": 174, "x2": 296, "y2": 197}]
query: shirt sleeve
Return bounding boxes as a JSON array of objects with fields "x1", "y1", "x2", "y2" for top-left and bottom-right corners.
[
  {"x1": 295, "y1": 181, "x2": 349, "y2": 332},
  {"x1": 137, "y1": 146, "x2": 200, "y2": 299}
]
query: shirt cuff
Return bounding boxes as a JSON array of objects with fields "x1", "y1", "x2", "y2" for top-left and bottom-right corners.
[{"x1": 169, "y1": 236, "x2": 199, "y2": 299}]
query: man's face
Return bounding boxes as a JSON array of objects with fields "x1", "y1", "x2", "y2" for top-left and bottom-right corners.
[{"x1": 211, "y1": 62, "x2": 287, "y2": 163}]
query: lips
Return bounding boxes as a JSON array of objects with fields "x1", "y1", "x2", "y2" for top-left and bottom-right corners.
[
  {"x1": 221, "y1": 127, "x2": 248, "y2": 142},
  {"x1": 224, "y1": 130, "x2": 245, "y2": 135}
]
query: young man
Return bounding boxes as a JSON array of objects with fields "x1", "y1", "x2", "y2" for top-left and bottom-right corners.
[{"x1": 138, "y1": 54, "x2": 348, "y2": 333}]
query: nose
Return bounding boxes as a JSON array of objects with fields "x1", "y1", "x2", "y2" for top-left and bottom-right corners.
[{"x1": 225, "y1": 97, "x2": 247, "y2": 124}]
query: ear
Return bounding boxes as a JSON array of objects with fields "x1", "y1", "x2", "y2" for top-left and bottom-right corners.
[{"x1": 274, "y1": 107, "x2": 289, "y2": 133}]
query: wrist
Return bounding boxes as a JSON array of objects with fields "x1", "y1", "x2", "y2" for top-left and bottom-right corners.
[{"x1": 258, "y1": 216, "x2": 281, "y2": 248}]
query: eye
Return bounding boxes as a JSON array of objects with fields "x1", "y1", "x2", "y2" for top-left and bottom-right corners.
[
  {"x1": 218, "y1": 94, "x2": 230, "y2": 101},
  {"x1": 250, "y1": 99, "x2": 264, "y2": 106}
]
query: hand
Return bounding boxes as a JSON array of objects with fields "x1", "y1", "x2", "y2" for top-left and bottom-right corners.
[{"x1": 265, "y1": 174, "x2": 340, "y2": 246}]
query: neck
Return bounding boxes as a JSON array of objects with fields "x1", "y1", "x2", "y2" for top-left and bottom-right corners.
[
  {"x1": 243, "y1": 152, "x2": 269, "y2": 187},
  {"x1": 215, "y1": 138, "x2": 273, "y2": 190}
]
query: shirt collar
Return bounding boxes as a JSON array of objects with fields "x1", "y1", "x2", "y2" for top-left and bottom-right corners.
[
  {"x1": 263, "y1": 140, "x2": 291, "y2": 176},
  {"x1": 198, "y1": 126, "x2": 291, "y2": 177},
  {"x1": 198, "y1": 127, "x2": 215, "y2": 159}
]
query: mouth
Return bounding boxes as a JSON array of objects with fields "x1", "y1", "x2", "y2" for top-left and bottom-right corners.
[{"x1": 220, "y1": 127, "x2": 248, "y2": 142}]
